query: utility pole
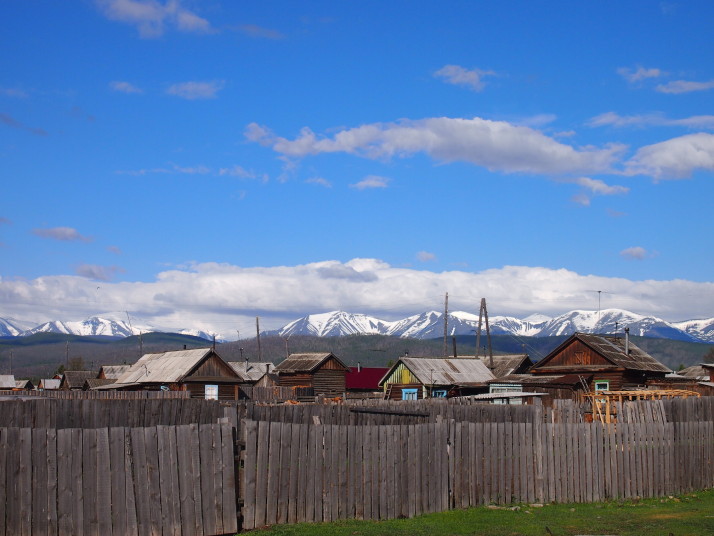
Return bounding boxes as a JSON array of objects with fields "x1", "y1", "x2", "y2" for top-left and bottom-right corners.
[
  {"x1": 443, "y1": 292, "x2": 449, "y2": 358},
  {"x1": 256, "y1": 317, "x2": 262, "y2": 361},
  {"x1": 475, "y1": 298, "x2": 494, "y2": 371}
]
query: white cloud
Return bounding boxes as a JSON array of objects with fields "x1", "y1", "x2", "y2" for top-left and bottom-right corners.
[
  {"x1": 625, "y1": 133, "x2": 714, "y2": 179},
  {"x1": 75, "y1": 264, "x2": 126, "y2": 281},
  {"x1": 350, "y1": 175, "x2": 390, "y2": 190},
  {"x1": 589, "y1": 111, "x2": 714, "y2": 129},
  {"x1": 247, "y1": 117, "x2": 625, "y2": 176},
  {"x1": 95, "y1": 0, "x2": 213, "y2": 38},
  {"x1": 236, "y1": 24, "x2": 284, "y2": 40},
  {"x1": 572, "y1": 177, "x2": 629, "y2": 196},
  {"x1": 166, "y1": 80, "x2": 224, "y2": 100},
  {"x1": 1, "y1": 260, "x2": 712, "y2": 336},
  {"x1": 110, "y1": 81, "x2": 143, "y2": 94},
  {"x1": 117, "y1": 163, "x2": 211, "y2": 175},
  {"x1": 617, "y1": 66, "x2": 665, "y2": 83},
  {"x1": 620, "y1": 247, "x2": 648, "y2": 260},
  {"x1": 434, "y1": 65, "x2": 495, "y2": 91},
  {"x1": 306, "y1": 177, "x2": 332, "y2": 188},
  {"x1": 0, "y1": 87, "x2": 28, "y2": 98},
  {"x1": 219, "y1": 166, "x2": 269, "y2": 182},
  {"x1": 32, "y1": 227, "x2": 93, "y2": 242},
  {"x1": 656, "y1": 79, "x2": 714, "y2": 94},
  {"x1": 417, "y1": 251, "x2": 436, "y2": 262}
]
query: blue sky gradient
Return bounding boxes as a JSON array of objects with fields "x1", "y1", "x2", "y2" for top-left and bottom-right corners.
[{"x1": 1, "y1": 1, "x2": 713, "y2": 336}]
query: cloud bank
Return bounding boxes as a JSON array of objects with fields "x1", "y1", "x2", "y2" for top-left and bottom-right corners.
[{"x1": 1, "y1": 259, "x2": 711, "y2": 338}]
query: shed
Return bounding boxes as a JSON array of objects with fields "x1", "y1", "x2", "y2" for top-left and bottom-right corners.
[
  {"x1": 273, "y1": 353, "x2": 349, "y2": 396},
  {"x1": 530, "y1": 332, "x2": 671, "y2": 392},
  {"x1": 84, "y1": 378, "x2": 116, "y2": 390},
  {"x1": 110, "y1": 348, "x2": 243, "y2": 400},
  {"x1": 379, "y1": 357, "x2": 495, "y2": 400},
  {"x1": 60, "y1": 371, "x2": 97, "y2": 390}
]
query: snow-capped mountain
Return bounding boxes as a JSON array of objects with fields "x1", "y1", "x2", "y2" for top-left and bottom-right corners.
[
  {"x1": 267, "y1": 309, "x2": 714, "y2": 343},
  {"x1": 2, "y1": 309, "x2": 713, "y2": 343},
  {"x1": 21, "y1": 316, "x2": 142, "y2": 338},
  {"x1": 273, "y1": 311, "x2": 391, "y2": 337},
  {"x1": 0, "y1": 317, "x2": 36, "y2": 337}
]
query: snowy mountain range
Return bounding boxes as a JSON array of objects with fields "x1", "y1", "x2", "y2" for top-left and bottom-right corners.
[
  {"x1": 267, "y1": 309, "x2": 714, "y2": 344},
  {"x1": 1, "y1": 308, "x2": 713, "y2": 343},
  {"x1": 0, "y1": 316, "x2": 217, "y2": 341}
]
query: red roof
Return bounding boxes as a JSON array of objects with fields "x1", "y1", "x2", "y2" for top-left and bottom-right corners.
[{"x1": 345, "y1": 367, "x2": 389, "y2": 390}]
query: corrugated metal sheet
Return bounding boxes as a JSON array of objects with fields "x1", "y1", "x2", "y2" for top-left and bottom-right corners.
[
  {"x1": 273, "y1": 353, "x2": 347, "y2": 373},
  {"x1": 397, "y1": 357, "x2": 494, "y2": 386},
  {"x1": 576, "y1": 333, "x2": 671, "y2": 373},
  {"x1": 0, "y1": 375, "x2": 16, "y2": 389},
  {"x1": 117, "y1": 348, "x2": 214, "y2": 384},
  {"x1": 228, "y1": 361, "x2": 274, "y2": 382}
]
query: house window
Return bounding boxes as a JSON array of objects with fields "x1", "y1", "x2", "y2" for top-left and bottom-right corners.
[
  {"x1": 490, "y1": 384, "x2": 523, "y2": 405},
  {"x1": 432, "y1": 389, "x2": 447, "y2": 398},
  {"x1": 402, "y1": 388, "x2": 418, "y2": 400},
  {"x1": 594, "y1": 380, "x2": 610, "y2": 393},
  {"x1": 205, "y1": 384, "x2": 218, "y2": 400}
]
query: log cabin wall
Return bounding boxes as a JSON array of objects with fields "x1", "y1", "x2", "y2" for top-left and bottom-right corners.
[
  {"x1": 278, "y1": 373, "x2": 314, "y2": 389},
  {"x1": 312, "y1": 368, "x2": 346, "y2": 395}
]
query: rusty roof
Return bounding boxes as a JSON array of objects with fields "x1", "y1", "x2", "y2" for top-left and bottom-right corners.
[{"x1": 273, "y1": 352, "x2": 348, "y2": 373}]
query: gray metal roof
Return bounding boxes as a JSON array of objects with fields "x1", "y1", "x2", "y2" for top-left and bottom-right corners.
[
  {"x1": 117, "y1": 348, "x2": 220, "y2": 384},
  {"x1": 227, "y1": 361, "x2": 274, "y2": 382},
  {"x1": 0, "y1": 375, "x2": 16, "y2": 389},
  {"x1": 39, "y1": 379, "x2": 61, "y2": 390},
  {"x1": 273, "y1": 353, "x2": 348, "y2": 373},
  {"x1": 99, "y1": 365, "x2": 132, "y2": 379},
  {"x1": 395, "y1": 357, "x2": 495, "y2": 386},
  {"x1": 576, "y1": 333, "x2": 671, "y2": 373}
]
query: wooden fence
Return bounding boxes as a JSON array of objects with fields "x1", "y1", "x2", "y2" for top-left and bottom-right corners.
[
  {"x1": 0, "y1": 390, "x2": 190, "y2": 399},
  {"x1": 0, "y1": 422, "x2": 238, "y2": 536},
  {"x1": 240, "y1": 416, "x2": 714, "y2": 530},
  {"x1": 0, "y1": 398, "x2": 234, "y2": 428}
]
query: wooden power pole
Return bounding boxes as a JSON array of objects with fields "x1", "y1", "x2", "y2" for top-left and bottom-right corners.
[
  {"x1": 443, "y1": 292, "x2": 449, "y2": 358},
  {"x1": 475, "y1": 298, "x2": 494, "y2": 371}
]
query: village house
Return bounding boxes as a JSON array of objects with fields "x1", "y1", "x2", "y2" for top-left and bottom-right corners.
[
  {"x1": 99, "y1": 347, "x2": 244, "y2": 400},
  {"x1": 528, "y1": 331, "x2": 671, "y2": 394},
  {"x1": 97, "y1": 364, "x2": 131, "y2": 380},
  {"x1": 227, "y1": 360, "x2": 275, "y2": 385},
  {"x1": 379, "y1": 356, "x2": 495, "y2": 400},
  {"x1": 59, "y1": 370, "x2": 97, "y2": 390},
  {"x1": 273, "y1": 352, "x2": 350, "y2": 396},
  {"x1": 38, "y1": 378, "x2": 61, "y2": 390},
  {"x1": 14, "y1": 379, "x2": 34, "y2": 390}
]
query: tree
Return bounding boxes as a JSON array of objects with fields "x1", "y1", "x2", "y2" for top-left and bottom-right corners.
[{"x1": 704, "y1": 347, "x2": 714, "y2": 364}]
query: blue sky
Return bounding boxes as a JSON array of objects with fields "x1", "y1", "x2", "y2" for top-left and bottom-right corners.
[{"x1": 1, "y1": 1, "x2": 713, "y2": 337}]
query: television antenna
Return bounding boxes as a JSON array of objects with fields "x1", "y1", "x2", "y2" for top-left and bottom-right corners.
[{"x1": 587, "y1": 290, "x2": 613, "y2": 330}]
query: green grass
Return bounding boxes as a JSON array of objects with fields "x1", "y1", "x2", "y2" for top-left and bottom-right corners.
[{"x1": 246, "y1": 490, "x2": 714, "y2": 535}]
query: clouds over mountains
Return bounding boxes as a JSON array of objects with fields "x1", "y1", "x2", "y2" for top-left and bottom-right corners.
[{"x1": 2, "y1": 259, "x2": 712, "y2": 337}]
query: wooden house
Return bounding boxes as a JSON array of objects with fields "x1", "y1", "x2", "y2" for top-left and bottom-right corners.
[
  {"x1": 60, "y1": 371, "x2": 97, "y2": 390},
  {"x1": 273, "y1": 353, "x2": 349, "y2": 396},
  {"x1": 38, "y1": 378, "x2": 61, "y2": 390},
  {"x1": 97, "y1": 365, "x2": 131, "y2": 380},
  {"x1": 105, "y1": 348, "x2": 243, "y2": 400},
  {"x1": 475, "y1": 354, "x2": 533, "y2": 377},
  {"x1": 530, "y1": 332, "x2": 671, "y2": 393},
  {"x1": 379, "y1": 357, "x2": 494, "y2": 400}
]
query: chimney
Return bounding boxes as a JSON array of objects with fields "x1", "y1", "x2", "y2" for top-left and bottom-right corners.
[
  {"x1": 624, "y1": 327, "x2": 630, "y2": 355},
  {"x1": 357, "y1": 362, "x2": 361, "y2": 373},
  {"x1": 183, "y1": 344, "x2": 187, "y2": 350}
]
